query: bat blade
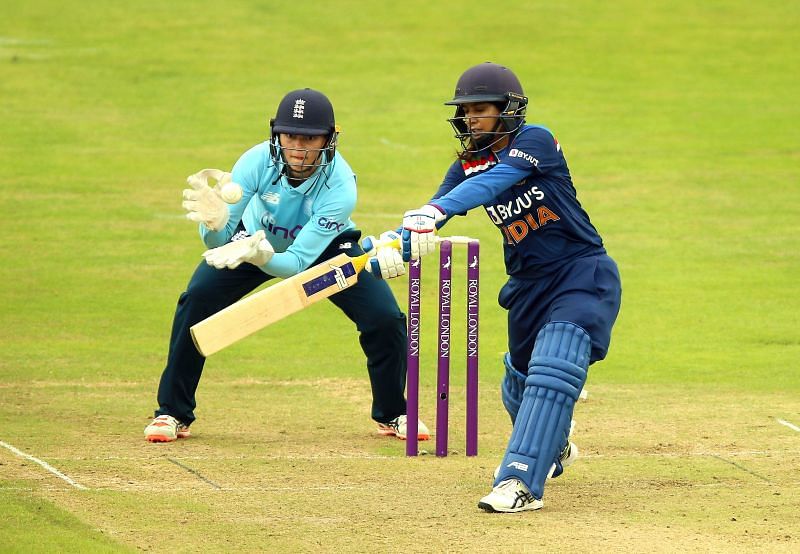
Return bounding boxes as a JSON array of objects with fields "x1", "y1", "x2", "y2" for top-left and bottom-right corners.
[{"x1": 190, "y1": 252, "x2": 368, "y2": 356}]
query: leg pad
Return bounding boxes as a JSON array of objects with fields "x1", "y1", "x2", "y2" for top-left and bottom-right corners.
[
  {"x1": 496, "y1": 322, "x2": 591, "y2": 499},
  {"x1": 501, "y1": 353, "x2": 526, "y2": 424}
]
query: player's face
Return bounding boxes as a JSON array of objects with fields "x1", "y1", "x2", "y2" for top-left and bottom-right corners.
[
  {"x1": 279, "y1": 134, "x2": 328, "y2": 178},
  {"x1": 461, "y1": 102, "x2": 508, "y2": 150},
  {"x1": 462, "y1": 102, "x2": 501, "y2": 134}
]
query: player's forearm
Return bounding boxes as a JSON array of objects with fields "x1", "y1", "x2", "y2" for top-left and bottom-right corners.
[
  {"x1": 261, "y1": 251, "x2": 303, "y2": 278},
  {"x1": 433, "y1": 163, "x2": 530, "y2": 215},
  {"x1": 199, "y1": 225, "x2": 234, "y2": 249}
]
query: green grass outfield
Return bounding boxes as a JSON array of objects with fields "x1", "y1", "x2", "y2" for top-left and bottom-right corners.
[{"x1": 1, "y1": 0, "x2": 798, "y2": 551}]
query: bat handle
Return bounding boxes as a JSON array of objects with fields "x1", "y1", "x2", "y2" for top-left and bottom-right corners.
[{"x1": 368, "y1": 236, "x2": 402, "y2": 251}]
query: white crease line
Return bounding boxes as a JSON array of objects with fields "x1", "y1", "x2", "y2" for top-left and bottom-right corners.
[
  {"x1": 0, "y1": 440, "x2": 88, "y2": 490},
  {"x1": 46, "y1": 449, "x2": 800, "y2": 463},
  {"x1": 51, "y1": 453, "x2": 396, "y2": 462},
  {"x1": 777, "y1": 418, "x2": 800, "y2": 432}
]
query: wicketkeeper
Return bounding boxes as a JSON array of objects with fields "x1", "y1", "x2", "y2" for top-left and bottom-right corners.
[{"x1": 145, "y1": 88, "x2": 429, "y2": 443}]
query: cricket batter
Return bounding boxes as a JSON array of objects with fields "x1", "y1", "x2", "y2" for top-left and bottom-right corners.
[
  {"x1": 395, "y1": 63, "x2": 622, "y2": 512},
  {"x1": 145, "y1": 88, "x2": 430, "y2": 443}
]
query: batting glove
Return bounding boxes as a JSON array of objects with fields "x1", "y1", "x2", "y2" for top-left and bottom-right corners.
[
  {"x1": 202, "y1": 230, "x2": 274, "y2": 270},
  {"x1": 366, "y1": 245, "x2": 406, "y2": 280},
  {"x1": 182, "y1": 168, "x2": 230, "y2": 231},
  {"x1": 401, "y1": 204, "x2": 446, "y2": 261},
  {"x1": 362, "y1": 230, "x2": 402, "y2": 254}
]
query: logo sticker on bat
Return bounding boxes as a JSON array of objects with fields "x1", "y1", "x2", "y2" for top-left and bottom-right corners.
[{"x1": 301, "y1": 261, "x2": 357, "y2": 297}]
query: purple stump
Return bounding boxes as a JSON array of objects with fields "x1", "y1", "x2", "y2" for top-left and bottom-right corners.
[
  {"x1": 466, "y1": 240, "x2": 480, "y2": 456},
  {"x1": 436, "y1": 240, "x2": 452, "y2": 457},
  {"x1": 406, "y1": 257, "x2": 422, "y2": 456}
]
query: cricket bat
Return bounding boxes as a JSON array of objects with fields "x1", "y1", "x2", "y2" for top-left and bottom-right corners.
[{"x1": 190, "y1": 237, "x2": 400, "y2": 357}]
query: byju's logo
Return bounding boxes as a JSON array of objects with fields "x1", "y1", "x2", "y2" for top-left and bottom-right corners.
[
  {"x1": 293, "y1": 99, "x2": 306, "y2": 119},
  {"x1": 508, "y1": 148, "x2": 539, "y2": 167}
]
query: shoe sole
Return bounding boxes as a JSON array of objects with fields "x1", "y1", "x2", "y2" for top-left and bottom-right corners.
[
  {"x1": 145, "y1": 434, "x2": 176, "y2": 443},
  {"x1": 145, "y1": 432, "x2": 190, "y2": 442},
  {"x1": 477, "y1": 500, "x2": 544, "y2": 513},
  {"x1": 397, "y1": 434, "x2": 431, "y2": 441},
  {"x1": 376, "y1": 427, "x2": 431, "y2": 441},
  {"x1": 378, "y1": 432, "x2": 432, "y2": 441}
]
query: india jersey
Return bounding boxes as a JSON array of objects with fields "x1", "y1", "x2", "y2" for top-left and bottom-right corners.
[
  {"x1": 430, "y1": 125, "x2": 605, "y2": 278},
  {"x1": 200, "y1": 142, "x2": 357, "y2": 278}
]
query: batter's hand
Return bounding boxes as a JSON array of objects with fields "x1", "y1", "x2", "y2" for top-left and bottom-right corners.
[
  {"x1": 366, "y1": 244, "x2": 405, "y2": 280},
  {"x1": 362, "y1": 230, "x2": 401, "y2": 255},
  {"x1": 401, "y1": 204, "x2": 445, "y2": 260},
  {"x1": 202, "y1": 230, "x2": 274, "y2": 269},
  {"x1": 183, "y1": 168, "x2": 230, "y2": 231}
]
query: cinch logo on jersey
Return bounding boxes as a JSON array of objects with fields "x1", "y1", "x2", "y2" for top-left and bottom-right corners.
[
  {"x1": 508, "y1": 148, "x2": 539, "y2": 167},
  {"x1": 461, "y1": 155, "x2": 497, "y2": 176},
  {"x1": 293, "y1": 99, "x2": 305, "y2": 119},
  {"x1": 317, "y1": 216, "x2": 344, "y2": 232},
  {"x1": 261, "y1": 213, "x2": 303, "y2": 240}
]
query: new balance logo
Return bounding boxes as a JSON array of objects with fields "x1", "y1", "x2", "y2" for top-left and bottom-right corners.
[
  {"x1": 261, "y1": 191, "x2": 280, "y2": 204},
  {"x1": 506, "y1": 461, "x2": 529, "y2": 472}
]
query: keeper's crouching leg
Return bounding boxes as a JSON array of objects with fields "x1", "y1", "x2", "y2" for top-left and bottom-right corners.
[{"x1": 495, "y1": 322, "x2": 591, "y2": 499}]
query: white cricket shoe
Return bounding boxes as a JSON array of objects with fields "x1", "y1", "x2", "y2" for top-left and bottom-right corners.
[
  {"x1": 377, "y1": 415, "x2": 431, "y2": 440},
  {"x1": 478, "y1": 478, "x2": 543, "y2": 513},
  {"x1": 144, "y1": 415, "x2": 191, "y2": 443},
  {"x1": 549, "y1": 441, "x2": 578, "y2": 478}
]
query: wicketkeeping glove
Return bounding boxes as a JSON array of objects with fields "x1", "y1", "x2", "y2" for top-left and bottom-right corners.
[
  {"x1": 401, "y1": 204, "x2": 446, "y2": 261},
  {"x1": 182, "y1": 168, "x2": 230, "y2": 231},
  {"x1": 202, "y1": 230, "x2": 275, "y2": 270}
]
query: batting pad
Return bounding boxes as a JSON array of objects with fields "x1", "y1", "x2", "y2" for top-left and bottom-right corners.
[
  {"x1": 495, "y1": 322, "x2": 590, "y2": 499},
  {"x1": 501, "y1": 352, "x2": 526, "y2": 424}
]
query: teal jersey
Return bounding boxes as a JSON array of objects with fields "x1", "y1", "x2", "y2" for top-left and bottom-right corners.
[{"x1": 199, "y1": 142, "x2": 357, "y2": 278}]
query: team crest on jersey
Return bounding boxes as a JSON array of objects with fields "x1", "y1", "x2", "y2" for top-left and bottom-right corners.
[{"x1": 461, "y1": 155, "x2": 497, "y2": 176}]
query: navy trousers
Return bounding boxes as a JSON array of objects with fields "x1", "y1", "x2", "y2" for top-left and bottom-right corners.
[
  {"x1": 154, "y1": 230, "x2": 408, "y2": 426},
  {"x1": 499, "y1": 253, "x2": 622, "y2": 373}
]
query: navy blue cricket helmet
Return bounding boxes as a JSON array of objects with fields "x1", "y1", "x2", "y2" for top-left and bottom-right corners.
[
  {"x1": 269, "y1": 88, "x2": 340, "y2": 176},
  {"x1": 446, "y1": 62, "x2": 528, "y2": 152}
]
